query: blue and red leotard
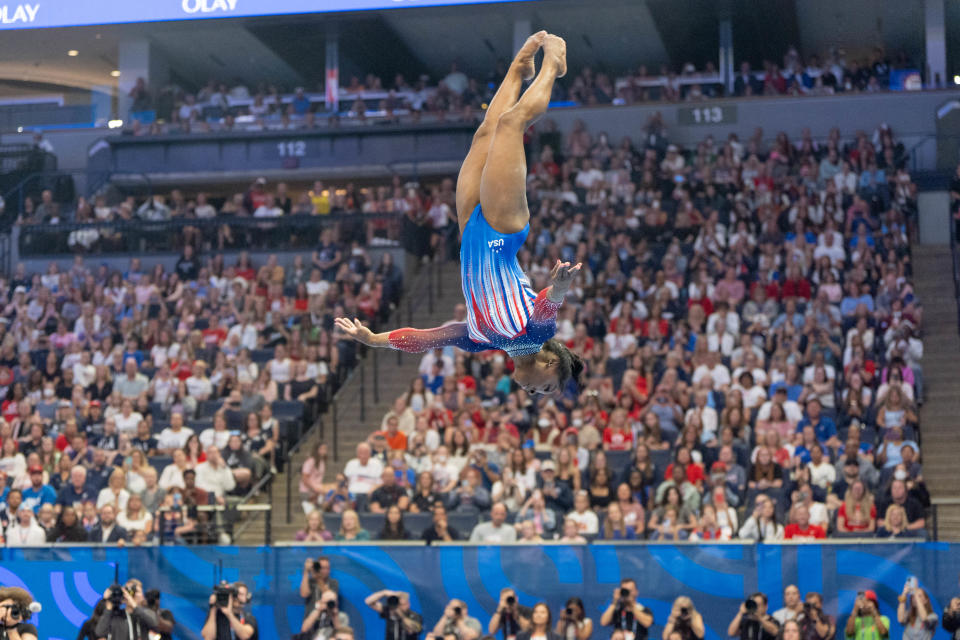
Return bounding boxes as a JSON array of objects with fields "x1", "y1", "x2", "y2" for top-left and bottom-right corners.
[{"x1": 388, "y1": 204, "x2": 561, "y2": 357}]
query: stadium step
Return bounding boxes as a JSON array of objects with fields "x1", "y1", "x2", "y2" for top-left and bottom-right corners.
[
  {"x1": 236, "y1": 258, "x2": 464, "y2": 544},
  {"x1": 912, "y1": 243, "x2": 960, "y2": 542}
]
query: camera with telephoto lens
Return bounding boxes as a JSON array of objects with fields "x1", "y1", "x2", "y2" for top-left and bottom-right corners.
[
  {"x1": 214, "y1": 583, "x2": 237, "y2": 608},
  {"x1": 744, "y1": 599, "x2": 758, "y2": 614},
  {"x1": 565, "y1": 607, "x2": 573, "y2": 617},
  {"x1": 680, "y1": 606, "x2": 690, "y2": 618},
  {"x1": 453, "y1": 606, "x2": 462, "y2": 617},
  {"x1": 506, "y1": 596, "x2": 516, "y2": 606},
  {"x1": 620, "y1": 588, "x2": 630, "y2": 598},
  {"x1": 312, "y1": 560, "x2": 321, "y2": 572},
  {"x1": 386, "y1": 595, "x2": 400, "y2": 610}
]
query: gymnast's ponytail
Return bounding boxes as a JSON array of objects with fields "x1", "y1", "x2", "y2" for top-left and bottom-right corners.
[{"x1": 542, "y1": 339, "x2": 585, "y2": 393}]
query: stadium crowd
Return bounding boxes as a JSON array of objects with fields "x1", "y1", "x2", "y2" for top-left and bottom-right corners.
[
  {"x1": 0, "y1": 191, "x2": 407, "y2": 545},
  {"x1": 305, "y1": 116, "x2": 928, "y2": 544},
  {"x1": 112, "y1": 45, "x2": 933, "y2": 134}
]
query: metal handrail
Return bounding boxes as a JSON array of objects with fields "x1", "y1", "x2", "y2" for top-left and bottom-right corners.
[{"x1": 950, "y1": 203, "x2": 960, "y2": 341}]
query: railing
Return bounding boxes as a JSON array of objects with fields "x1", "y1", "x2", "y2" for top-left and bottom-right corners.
[
  {"x1": 279, "y1": 256, "x2": 443, "y2": 524},
  {"x1": 15, "y1": 210, "x2": 400, "y2": 256},
  {"x1": 228, "y1": 471, "x2": 276, "y2": 545},
  {"x1": 951, "y1": 205, "x2": 960, "y2": 341}
]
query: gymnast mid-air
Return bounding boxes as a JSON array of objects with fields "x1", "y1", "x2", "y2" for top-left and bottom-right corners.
[{"x1": 335, "y1": 31, "x2": 583, "y2": 395}]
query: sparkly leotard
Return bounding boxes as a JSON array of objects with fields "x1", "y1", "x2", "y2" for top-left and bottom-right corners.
[{"x1": 388, "y1": 204, "x2": 561, "y2": 357}]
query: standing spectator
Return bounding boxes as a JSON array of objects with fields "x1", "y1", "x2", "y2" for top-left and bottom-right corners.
[
  {"x1": 844, "y1": 590, "x2": 888, "y2": 640},
  {"x1": 943, "y1": 596, "x2": 960, "y2": 640},
  {"x1": 300, "y1": 442, "x2": 327, "y2": 514},
  {"x1": 774, "y1": 586, "x2": 805, "y2": 624},
  {"x1": 896, "y1": 582, "x2": 937, "y2": 640}
]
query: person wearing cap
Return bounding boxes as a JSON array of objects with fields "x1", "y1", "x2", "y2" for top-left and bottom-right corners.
[
  {"x1": 845, "y1": 590, "x2": 888, "y2": 640},
  {"x1": 5, "y1": 504, "x2": 46, "y2": 546},
  {"x1": 20, "y1": 465, "x2": 55, "y2": 513}
]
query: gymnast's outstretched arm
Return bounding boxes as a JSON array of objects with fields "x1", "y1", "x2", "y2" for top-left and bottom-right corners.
[{"x1": 333, "y1": 317, "x2": 485, "y2": 353}]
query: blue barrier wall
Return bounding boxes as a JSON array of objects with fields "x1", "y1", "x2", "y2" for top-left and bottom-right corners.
[{"x1": 2, "y1": 543, "x2": 959, "y2": 640}]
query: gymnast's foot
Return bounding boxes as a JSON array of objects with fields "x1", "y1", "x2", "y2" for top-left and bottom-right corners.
[
  {"x1": 514, "y1": 30, "x2": 546, "y2": 80},
  {"x1": 543, "y1": 33, "x2": 567, "y2": 78}
]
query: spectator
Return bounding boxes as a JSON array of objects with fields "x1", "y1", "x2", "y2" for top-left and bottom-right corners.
[
  {"x1": 299, "y1": 443, "x2": 328, "y2": 514},
  {"x1": 943, "y1": 597, "x2": 960, "y2": 640},
  {"x1": 877, "y1": 480, "x2": 925, "y2": 531},
  {"x1": 784, "y1": 505, "x2": 826, "y2": 540},
  {"x1": 343, "y1": 443, "x2": 384, "y2": 498},
  {"x1": 896, "y1": 582, "x2": 937, "y2": 640},
  {"x1": 447, "y1": 467, "x2": 491, "y2": 514},
  {"x1": 836, "y1": 480, "x2": 877, "y2": 533},
  {"x1": 335, "y1": 509, "x2": 370, "y2": 541},
  {"x1": 5, "y1": 506, "x2": 46, "y2": 546},
  {"x1": 88, "y1": 504, "x2": 129, "y2": 544},
  {"x1": 195, "y1": 446, "x2": 236, "y2": 501},
  {"x1": 421, "y1": 504, "x2": 460, "y2": 544},
  {"x1": 774, "y1": 586, "x2": 805, "y2": 624},
  {"x1": 469, "y1": 502, "x2": 517, "y2": 543},
  {"x1": 876, "y1": 505, "x2": 912, "y2": 538},
  {"x1": 377, "y1": 504, "x2": 409, "y2": 540},
  {"x1": 516, "y1": 602, "x2": 561, "y2": 640},
  {"x1": 46, "y1": 505, "x2": 87, "y2": 542},
  {"x1": 566, "y1": 490, "x2": 599, "y2": 535},
  {"x1": 844, "y1": 590, "x2": 889, "y2": 640},
  {"x1": 296, "y1": 510, "x2": 333, "y2": 542}
]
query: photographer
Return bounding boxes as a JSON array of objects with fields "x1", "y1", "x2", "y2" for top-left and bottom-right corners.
[
  {"x1": 798, "y1": 593, "x2": 833, "y2": 640},
  {"x1": 0, "y1": 587, "x2": 38, "y2": 640},
  {"x1": 300, "y1": 557, "x2": 340, "y2": 610},
  {"x1": 488, "y1": 588, "x2": 531, "y2": 639},
  {"x1": 201, "y1": 582, "x2": 257, "y2": 640},
  {"x1": 844, "y1": 590, "x2": 888, "y2": 640},
  {"x1": 143, "y1": 590, "x2": 175, "y2": 640},
  {"x1": 600, "y1": 578, "x2": 653, "y2": 639},
  {"x1": 427, "y1": 599, "x2": 481, "y2": 640},
  {"x1": 364, "y1": 589, "x2": 423, "y2": 640},
  {"x1": 301, "y1": 590, "x2": 348, "y2": 640},
  {"x1": 555, "y1": 597, "x2": 592, "y2": 640},
  {"x1": 96, "y1": 580, "x2": 163, "y2": 640},
  {"x1": 727, "y1": 593, "x2": 779, "y2": 640},
  {"x1": 662, "y1": 597, "x2": 705, "y2": 640}
]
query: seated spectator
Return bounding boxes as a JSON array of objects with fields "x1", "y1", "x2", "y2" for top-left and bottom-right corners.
[
  {"x1": 408, "y1": 471, "x2": 441, "y2": 513},
  {"x1": 876, "y1": 427, "x2": 919, "y2": 470},
  {"x1": 469, "y1": 502, "x2": 516, "y2": 543},
  {"x1": 116, "y1": 493, "x2": 153, "y2": 540},
  {"x1": 296, "y1": 510, "x2": 333, "y2": 542},
  {"x1": 655, "y1": 464, "x2": 701, "y2": 513},
  {"x1": 648, "y1": 486, "x2": 697, "y2": 538},
  {"x1": 876, "y1": 479, "x2": 926, "y2": 531},
  {"x1": 21, "y1": 464, "x2": 56, "y2": 513},
  {"x1": 739, "y1": 495, "x2": 784, "y2": 541},
  {"x1": 5, "y1": 505, "x2": 47, "y2": 546},
  {"x1": 613, "y1": 483, "x2": 645, "y2": 536},
  {"x1": 299, "y1": 443, "x2": 328, "y2": 514},
  {"x1": 369, "y1": 468, "x2": 410, "y2": 513},
  {"x1": 558, "y1": 517, "x2": 587, "y2": 543},
  {"x1": 321, "y1": 473, "x2": 355, "y2": 514},
  {"x1": 157, "y1": 413, "x2": 194, "y2": 455},
  {"x1": 807, "y1": 445, "x2": 836, "y2": 490},
  {"x1": 194, "y1": 446, "x2": 236, "y2": 502},
  {"x1": 836, "y1": 480, "x2": 877, "y2": 533},
  {"x1": 535, "y1": 460, "x2": 572, "y2": 515},
  {"x1": 421, "y1": 504, "x2": 460, "y2": 544},
  {"x1": 783, "y1": 504, "x2": 826, "y2": 540},
  {"x1": 88, "y1": 503, "x2": 129, "y2": 544},
  {"x1": 199, "y1": 412, "x2": 230, "y2": 450},
  {"x1": 46, "y1": 505, "x2": 87, "y2": 543},
  {"x1": 796, "y1": 398, "x2": 841, "y2": 453},
  {"x1": 515, "y1": 490, "x2": 557, "y2": 537},
  {"x1": 96, "y1": 469, "x2": 130, "y2": 512},
  {"x1": 378, "y1": 504, "x2": 410, "y2": 540},
  {"x1": 335, "y1": 509, "x2": 370, "y2": 541},
  {"x1": 343, "y1": 443, "x2": 384, "y2": 499}
]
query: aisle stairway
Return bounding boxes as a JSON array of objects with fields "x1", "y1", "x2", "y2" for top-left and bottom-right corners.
[
  {"x1": 236, "y1": 259, "x2": 463, "y2": 543},
  {"x1": 912, "y1": 244, "x2": 960, "y2": 541}
]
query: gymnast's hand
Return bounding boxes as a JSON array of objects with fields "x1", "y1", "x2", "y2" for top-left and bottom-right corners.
[
  {"x1": 547, "y1": 260, "x2": 582, "y2": 300},
  {"x1": 334, "y1": 317, "x2": 377, "y2": 346}
]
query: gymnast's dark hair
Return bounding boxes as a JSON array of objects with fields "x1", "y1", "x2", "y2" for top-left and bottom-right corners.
[{"x1": 542, "y1": 338, "x2": 585, "y2": 392}]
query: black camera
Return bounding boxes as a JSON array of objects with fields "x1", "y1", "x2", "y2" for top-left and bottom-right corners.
[
  {"x1": 620, "y1": 588, "x2": 631, "y2": 598},
  {"x1": 744, "y1": 599, "x2": 758, "y2": 614},
  {"x1": 565, "y1": 607, "x2": 573, "y2": 616},
  {"x1": 312, "y1": 560, "x2": 321, "y2": 572},
  {"x1": 214, "y1": 584, "x2": 236, "y2": 608},
  {"x1": 680, "y1": 606, "x2": 690, "y2": 617},
  {"x1": 506, "y1": 596, "x2": 516, "y2": 606},
  {"x1": 386, "y1": 595, "x2": 400, "y2": 609},
  {"x1": 453, "y1": 606, "x2": 462, "y2": 617},
  {"x1": 145, "y1": 590, "x2": 161, "y2": 608},
  {"x1": 0, "y1": 603, "x2": 28, "y2": 621},
  {"x1": 325, "y1": 600, "x2": 336, "y2": 610},
  {"x1": 108, "y1": 584, "x2": 126, "y2": 608}
]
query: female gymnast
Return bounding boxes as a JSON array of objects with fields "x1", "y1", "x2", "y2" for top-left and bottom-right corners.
[{"x1": 335, "y1": 32, "x2": 583, "y2": 395}]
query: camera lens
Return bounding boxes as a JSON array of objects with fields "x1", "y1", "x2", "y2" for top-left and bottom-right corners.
[
  {"x1": 313, "y1": 560, "x2": 321, "y2": 572},
  {"x1": 745, "y1": 599, "x2": 757, "y2": 612},
  {"x1": 620, "y1": 588, "x2": 630, "y2": 598},
  {"x1": 681, "y1": 607, "x2": 690, "y2": 616},
  {"x1": 453, "y1": 606, "x2": 462, "y2": 616},
  {"x1": 506, "y1": 596, "x2": 516, "y2": 606},
  {"x1": 565, "y1": 607, "x2": 573, "y2": 616},
  {"x1": 386, "y1": 595, "x2": 399, "y2": 608},
  {"x1": 326, "y1": 600, "x2": 336, "y2": 609}
]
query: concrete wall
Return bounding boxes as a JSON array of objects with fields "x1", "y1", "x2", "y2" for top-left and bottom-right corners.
[{"x1": 918, "y1": 190, "x2": 951, "y2": 245}]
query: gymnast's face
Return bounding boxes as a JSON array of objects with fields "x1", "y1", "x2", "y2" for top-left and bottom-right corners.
[{"x1": 514, "y1": 353, "x2": 561, "y2": 395}]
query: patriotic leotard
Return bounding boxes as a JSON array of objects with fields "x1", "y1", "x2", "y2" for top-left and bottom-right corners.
[{"x1": 388, "y1": 204, "x2": 561, "y2": 357}]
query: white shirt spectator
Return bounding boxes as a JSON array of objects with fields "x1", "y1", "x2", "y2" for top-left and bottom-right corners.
[
  {"x1": 469, "y1": 521, "x2": 517, "y2": 543},
  {"x1": 96, "y1": 488, "x2": 130, "y2": 511},
  {"x1": 158, "y1": 464, "x2": 186, "y2": 491},
  {"x1": 566, "y1": 509, "x2": 599, "y2": 535},
  {"x1": 5, "y1": 517, "x2": 47, "y2": 546},
  {"x1": 195, "y1": 461, "x2": 236, "y2": 497},
  {"x1": 692, "y1": 363, "x2": 732, "y2": 388},
  {"x1": 604, "y1": 332, "x2": 638, "y2": 360},
  {"x1": 802, "y1": 364, "x2": 836, "y2": 384},
  {"x1": 226, "y1": 324, "x2": 259, "y2": 351},
  {"x1": 157, "y1": 427, "x2": 194, "y2": 452},
  {"x1": 185, "y1": 375, "x2": 213, "y2": 399},
  {"x1": 756, "y1": 399, "x2": 803, "y2": 423},
  {"x1": 343, "y1": 457, "x2": 384, "y2": 495},
  {"x1": 808, "y1": 461, "x2": 837, "y2": 490},
  {"x1": 114, "y1": 412, "x2": 143, "y2": 435},
  {"x1": 268, "y1": 358, "x2": 292, "y2": 384},
  {"x1": 200, "y1": 428, "x2": 230, "y2": 450},
  {"x1": 73, "y1": 362, "x2": 96, "y2": 387}
]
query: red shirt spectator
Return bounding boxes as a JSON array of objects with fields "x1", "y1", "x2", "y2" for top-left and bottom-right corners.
[
  {"x1": 602, "y1": 426, "x2": 634, "y2": 451},
  {"x1": 784, "y1": 522, "x2": 826, "y2": 539},
  {"x1": 782, "y1": 276, "x2": 812, "y2": 300},
  {"x1": 664, "y1": 462, "x2": 705, "y2": 486}
]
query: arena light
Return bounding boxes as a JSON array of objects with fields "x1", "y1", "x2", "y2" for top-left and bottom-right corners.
[
  {"x1": 110, "y1": 70, "x2": 121, "y2": 77},
  {"x1": 67, "y1": 50, "x2": 78, "y2": 56},
  {"x1": 107, "y1": 119, "x2": 123, "y2": 128},
  {"x1": 954, "y1": 75, "x2": 960, "y2": 85}
]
